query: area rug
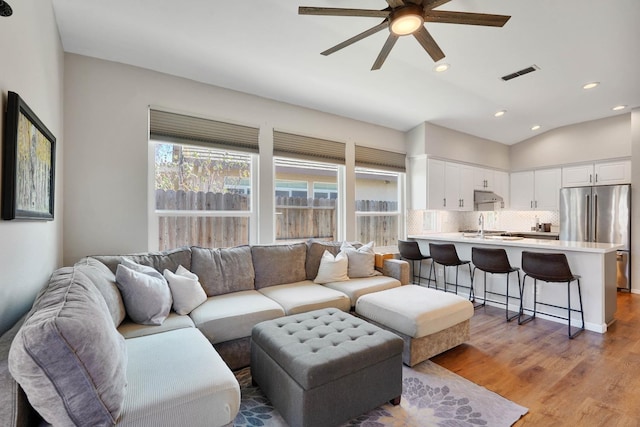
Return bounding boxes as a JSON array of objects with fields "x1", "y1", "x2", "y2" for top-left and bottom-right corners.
[{"x1": 233, "y1": 360, "x2": 527, "y2": 427}]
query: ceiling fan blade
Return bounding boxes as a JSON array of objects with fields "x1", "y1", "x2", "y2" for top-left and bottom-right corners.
[
  {"x1": 424, "y1": 10, "x2": 511, "y2": 27},
  {"x1": 422, "y1": 0, "x2": 451, "y2": 11},
  {"x1": 299, "y1": 7, "x2": 389, "y2": 18},
  {"x1": 413, "y1": 26, "x2": 445, "y2": 62},
  {"x1": 371, "y1": 34, "x2": 399, "y2": 70},
  {"x1": 321, "y1": 21, "x2": 389, "y2": 56},
  {"x1": 385, "y1": 0, "x2": 405, "y2": 7}
]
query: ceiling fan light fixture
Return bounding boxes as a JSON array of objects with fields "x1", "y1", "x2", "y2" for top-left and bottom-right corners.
[{"x1": 390, "y1": 6, "x2": 424, "y2": 36}]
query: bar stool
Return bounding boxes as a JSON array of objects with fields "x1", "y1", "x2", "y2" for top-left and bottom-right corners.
[
  {"x1": 471, "y1": 247, "x2": 521, "y2": 321},
  {"x1": 428, "y1": 243, "x2": 474, "y2": 301},
  {"x1": 397, "y1": 240, "x2": 433, "y2": 287},
  {"x1": 519, "y1": 251, "x2": 584, "y2": 339}
]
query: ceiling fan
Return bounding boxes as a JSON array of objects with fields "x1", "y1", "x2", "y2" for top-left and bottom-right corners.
[{"x1": 299, "y1": 0, "x2": 510, "y2": 70}]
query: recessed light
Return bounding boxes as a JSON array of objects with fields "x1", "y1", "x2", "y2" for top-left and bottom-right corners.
[
  {"x1": 612, "y1": 105, "x2": 627, "y2": 111},
  {"x1": 494, "y1": 110, "x2": 506, "y2": 117},
  {"x1": 531, "y1": 125, "x2": 541, "y2": 131},
  {"x1": 582, "y1": 82, "x2": 599, "y2": 90},
  {"x1": 433, "y1": 63, "x2": 450, "y2": 73}
]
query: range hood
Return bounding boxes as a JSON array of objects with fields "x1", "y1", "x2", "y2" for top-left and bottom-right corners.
[
  {"x1": 474, "y1": 190, "x2": 503, "y2": 204},
  {"x1": 474, "y1": 190, "x2": 503, "y2": 210}
]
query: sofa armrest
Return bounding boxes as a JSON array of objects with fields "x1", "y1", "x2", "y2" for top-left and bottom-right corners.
[{"x1": 382, "y1": 259, "x2": 409, "y2": 286}]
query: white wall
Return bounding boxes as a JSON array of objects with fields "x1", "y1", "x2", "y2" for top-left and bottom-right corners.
[
  {"x1": 510, "y1": 114, "x2": 631, "y2": 171},
  {"x1": 63, "y1": 54, "x2": 406, "y2": 265},
  {"x1": 0, "y1": 0, "x2": 64, "y2": 335},
  {"x1": 631, "y1": 108, "x2": 640, "y2": 293}
]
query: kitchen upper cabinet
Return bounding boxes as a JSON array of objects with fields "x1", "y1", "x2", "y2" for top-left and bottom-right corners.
[
  {"x1": 408, "y1": 157, "x2": 473, "y2": 211},
  {"x1": 445, "y1": 162, "x2": 474, "y2": 211},
  {"x1": 562, "y1": 160, "x2": 631, "y2": 187},
  {"x1": 473, "y1": 167, "x2": 495, "y2": 191},
  {"x1": 594, "y1": 160, "x2": 631, "y2": 185},
  {"x1": 510, "y1": 168, "x2": 561, "y2": 210},
  {"x1": 493, "y1": 170, "x2": 509, "y2": 209}
]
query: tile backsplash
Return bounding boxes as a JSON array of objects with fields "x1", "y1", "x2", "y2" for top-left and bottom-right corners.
[{"x1": 407, "y1": 209, "x2": 560, "y2": 235}]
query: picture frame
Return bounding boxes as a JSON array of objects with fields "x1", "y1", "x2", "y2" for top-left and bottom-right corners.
[{"x1": 2, "y1": 91, "x2": 56, "y2": 220}]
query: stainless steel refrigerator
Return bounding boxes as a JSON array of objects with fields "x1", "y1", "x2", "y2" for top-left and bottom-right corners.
[{"x1": 560, "y1": 184, "x2": 631, "y2": 290}]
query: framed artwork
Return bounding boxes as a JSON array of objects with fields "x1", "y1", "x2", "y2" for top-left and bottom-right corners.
[{"x1": 2, "y1": 91, "x2": 56, "y2": 220}]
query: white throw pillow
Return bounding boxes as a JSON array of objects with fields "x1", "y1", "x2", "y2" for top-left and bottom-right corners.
[
  {"x1": 115, "y1": 261, "x2": 172, "y2": 325},
  {"x1": 313, "y1": 250, "x2": 349, "y2": 284},
  {"x1": 164, "y1": 265, "x2": 207, "y2": 315},
  {"x1": 341, "y1": 241, "x2": 382, "y2": 278}
]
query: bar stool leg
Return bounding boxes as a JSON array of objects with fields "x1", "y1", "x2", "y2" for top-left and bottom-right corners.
[
  {"x1": 505, "y1": 272, "x2": 519, "y2": 322},
  {"x1": 518, "y1": 275, "x2": 537, "y2": 325},
  {"x1": 568, "y1": 279, "x2": 585, "y2": 339}
]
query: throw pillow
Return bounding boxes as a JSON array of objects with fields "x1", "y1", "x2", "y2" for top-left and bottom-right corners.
[
  {"x1": 115, "y1": 260, "x2": 172, "y2": 325},
  {"x1": 163, "y1": 265, "x2": 208, "y2": 315},
  {"x1": 341, "y1": 241, "x2": 382, "y2": 278},
  {"x1": 313, "y1": 250, "x2": 349, "y2": 284}
]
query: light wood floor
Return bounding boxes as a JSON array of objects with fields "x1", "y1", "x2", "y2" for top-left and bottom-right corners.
[{"x1": 431, "y1": 292, "x2": 640, "y2": 426}]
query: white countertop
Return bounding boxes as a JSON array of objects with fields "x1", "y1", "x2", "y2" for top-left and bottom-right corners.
[{"x1": 408, "y1": 233, "x2": 622, "y2": 254}]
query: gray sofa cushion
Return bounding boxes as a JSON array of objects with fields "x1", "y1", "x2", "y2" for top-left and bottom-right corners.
[
  {"x1": 92, "y1": 246, "x2": 192, "y2": 275},
  {"x1": 191, "y1": 245, "x2": 255, "y2": 297},
  {"x1": 8, "y1": 267, "x2": 128, "y2": 426},
  {"x1": 75, "y1": 257, "x2": 126, "y2": 327},
  {"x1": 0, "y1": 315, "x2": 38, "y2": 427},
  {"x1": 252, "y1": 243, "x2": 307, "y2": 289}
]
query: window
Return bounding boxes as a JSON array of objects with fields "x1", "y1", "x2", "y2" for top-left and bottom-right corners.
[
  {"x1": 275, "y1": 158, "x2": 339, "y2": 243},
  {"x1": 355, "y1": 167, "x2": 402, "y2": 247},
  {"x1": 152, "y1": 142, "x2": 253, "y2": 250}
]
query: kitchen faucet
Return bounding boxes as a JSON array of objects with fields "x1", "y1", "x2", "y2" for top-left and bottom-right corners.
[{"x1": 478, "y1": 213, "x2": 485, "y2": 238}]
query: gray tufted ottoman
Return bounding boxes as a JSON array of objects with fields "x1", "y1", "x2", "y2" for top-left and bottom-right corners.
[{"x1": 251, "y1": 308, "x2": 403, "y2": 427}]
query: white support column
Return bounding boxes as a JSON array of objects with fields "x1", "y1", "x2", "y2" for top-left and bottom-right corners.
[{"x1": 257, "y1": 124, "x2": 274, "y2": 244}]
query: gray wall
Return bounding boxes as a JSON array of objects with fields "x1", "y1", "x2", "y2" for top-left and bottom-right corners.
[
  {"x1": 510, "y1": 114, "x2": 631, "y2": 171},
  {"x1": 0, "y1": 0, "x2": 64, "y2": 335},
  {"x1": 62, "y1": 54, "x2": 406, "y2": 266}
]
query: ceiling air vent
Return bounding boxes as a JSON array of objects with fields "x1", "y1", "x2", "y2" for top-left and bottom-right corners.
[{"x1": 501, "y1": 65, "x2": 539, "y2": 81}]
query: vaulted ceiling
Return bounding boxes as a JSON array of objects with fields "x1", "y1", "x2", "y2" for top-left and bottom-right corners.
[{"x1": 51, "y1": 0, "x2": 640, "y2": 145}]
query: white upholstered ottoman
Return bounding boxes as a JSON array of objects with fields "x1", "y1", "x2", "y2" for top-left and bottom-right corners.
[{"x1": 355, "y1": 285, "x2": 474, "y2": 366}]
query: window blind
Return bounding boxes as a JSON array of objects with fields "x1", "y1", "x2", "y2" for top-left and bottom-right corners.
[
  {"x1": 149, "y1": 109, "x2": 259, "y2": 153},
  {"x1": 273, "y1": 130, "x2": 345, "y2": 164},
  {"x1": 355, "y1": 145, "x2": 406, "y2": 172}
]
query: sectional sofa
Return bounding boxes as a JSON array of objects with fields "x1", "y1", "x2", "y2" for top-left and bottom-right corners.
[{"x1": 0, "y1": 240, "x2": 408, "y2": 427}]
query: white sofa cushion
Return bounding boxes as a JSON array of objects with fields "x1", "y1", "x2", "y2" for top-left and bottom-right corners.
[
  {"x1": 355, "y1": 285, "x2": 474, "y2": 338},
  {"x1": 117, "y1": 312, "x2": 195, "y2": 339},
  {"x1": 258, "y1": 280, "x2": 351, "y2": 315},
  {"x1": 118, "y1": 328, "x2": 240, "y2": 427},
  {"x1": 324, "y1": 275, "x2": 401, "y2": 306},
  {"x1": 190, "y1": 290, "x2": 285, "y2": 344}
]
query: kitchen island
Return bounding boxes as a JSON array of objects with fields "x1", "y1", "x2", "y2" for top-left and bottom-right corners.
[{"x1": 408, "y1": 233, "x2": 621, "y2": 333}]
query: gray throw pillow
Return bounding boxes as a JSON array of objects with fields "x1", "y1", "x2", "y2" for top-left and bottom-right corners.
[
  {"x1": 190, "y1": 245, "x2": 255, "y2": 296},
  {"x1": 8, "y1": 267, "x2": 127, "y2": 426},
  {"x1": 251, "y1": 243, "x2": 307, "y2": 289},
  {"x1": 341, "y1": 241, "x2": 382, "y2": 278},
  {"x1": 115, "y1": 260, "x2": 172, "y2": 325}
]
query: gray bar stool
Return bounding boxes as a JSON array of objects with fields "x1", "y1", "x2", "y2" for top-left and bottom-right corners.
[
  {"x1": 428, "y1": 243, "x2": 474, "y2": 301},
  {"x1": 397, "y1": 240, "x2": 433, "y2": 287},
  {"x1": 471, "y1": 247, "x2": 521, "y2": 321},
  {"x1": 519, "y1": 251, "x2": 585, "y2": 338}
]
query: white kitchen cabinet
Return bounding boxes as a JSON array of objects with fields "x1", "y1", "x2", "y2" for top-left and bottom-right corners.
[
  {"x1": 594, "y1": 160, "x2": 631, "y2": 185},
  {"x1": 562, "y1": 160, "x2": 631, "y2": 187},
  {"x1": 473, "y1": 167, "x2": 495, "y2": 191},
  {"x1": 510, "y1": 168, "x2": 561, "y2": 210},
  {"x1": 408, "y1": 157, "x2": 475, "y2": 211},
  {"x1": 445, "y1": 162, "x2": 474, "y2": 211},
  {"x1": 493, "y1": 170, "x2": 510, "y2": 209}
]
